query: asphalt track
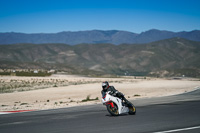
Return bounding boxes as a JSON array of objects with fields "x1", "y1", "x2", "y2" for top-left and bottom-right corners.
[{"x1": 0, "y1": 88, "x2": 200, "y2": 133}]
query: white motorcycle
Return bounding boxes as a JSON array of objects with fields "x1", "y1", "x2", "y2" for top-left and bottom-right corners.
[{"x1": 102, "y1": 91, "x2": 136, "y2": 116}]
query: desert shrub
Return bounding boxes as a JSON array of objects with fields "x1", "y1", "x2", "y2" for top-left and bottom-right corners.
[
  {"x1": 82, "y1": 95, "x2": 99, "y2": 102},
  {"x1": 0, "y1": 72, "x2": 10, "y2": 75},
  {"x1": 16, "y1": 72, "x2": 51, "y2": 77},
  {"x1": 53, "y1": 84, "x2": 57, "y2": 87},
  {"x1": 20, "y1": 103, "x2": 28, "y2": 105}
]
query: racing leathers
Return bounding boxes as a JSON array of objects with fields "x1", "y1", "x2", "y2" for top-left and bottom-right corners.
[{"x1": 101, "y1": 86, "x2": 129, "y2": 104}]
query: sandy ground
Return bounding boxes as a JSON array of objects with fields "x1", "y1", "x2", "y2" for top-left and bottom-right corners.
[{"x1": 0, "y1": 75, "x2": 199, "y2": 111}]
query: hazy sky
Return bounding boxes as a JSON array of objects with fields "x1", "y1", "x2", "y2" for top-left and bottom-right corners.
[{"x1": 0, "y1": 0, "x2": 200, "y2": 33}]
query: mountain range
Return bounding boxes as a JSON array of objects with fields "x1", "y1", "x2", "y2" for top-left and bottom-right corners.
[
  {"x1": 0, "y1": 38, "x2": 200, "y2": 77},
  {"x1": 0, "y1": 29, "x2": 200, "y2": 45}
]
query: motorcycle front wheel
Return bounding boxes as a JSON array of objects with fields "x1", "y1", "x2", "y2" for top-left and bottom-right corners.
[
  {"x1": 128, "y1": 104, "x2": 136, "y2": 115},
  {"x1": 106, "y1": 102, "x2": 119, "y2": 116}
]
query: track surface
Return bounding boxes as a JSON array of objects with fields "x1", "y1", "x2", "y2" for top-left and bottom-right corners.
[{"x1": 0, "y1": 89, "x2": 200, "y2": 133}]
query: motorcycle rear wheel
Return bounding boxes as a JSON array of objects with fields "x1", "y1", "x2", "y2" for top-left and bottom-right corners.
[{"x1": 106, "y1": 102, "x2": 119, "y2": 116}]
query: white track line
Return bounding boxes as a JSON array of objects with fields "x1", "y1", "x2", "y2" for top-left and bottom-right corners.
[
  {"x1": 0, "y1": 110, "x2": 35, "y2": 115},
  {"x1": 153, "y1": 125, "x2": 200, "y2": 133},
  {"x1": 0, "y1": 112, "x2": 12, "y2": 115}
]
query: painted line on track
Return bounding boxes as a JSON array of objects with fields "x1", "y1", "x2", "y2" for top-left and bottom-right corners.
[
  {"x1": 0, "y1": 110, "x2": 35, "y2": 115},
  {"x1": 153, "y1": 125, "x2": 200, "y2": 133}
]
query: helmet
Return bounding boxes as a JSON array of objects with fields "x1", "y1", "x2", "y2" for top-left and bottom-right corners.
[{"x1": 102, "y1": 81, "x2": 109, "y2": 91}]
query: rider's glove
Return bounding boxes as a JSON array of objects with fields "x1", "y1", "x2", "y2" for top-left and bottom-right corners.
[
  {"x1": 113, "y1": 91, "x2": 119, "y2": 96},
  {"x1": 108, "y1": 92, "x2": 114, "y2": 95}
]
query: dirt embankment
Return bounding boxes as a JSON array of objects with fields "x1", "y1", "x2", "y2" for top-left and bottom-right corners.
[{"x1": 0, "y1": 75, "x2": 199, "y2": 111}]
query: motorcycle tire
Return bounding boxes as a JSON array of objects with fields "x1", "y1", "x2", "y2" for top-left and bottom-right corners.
[
  {"x1": 128, "y1": 104, "x2": 136, "y2": 115},
  {"x1": 106, "y1": 102, "x2": 119, "y2": 116}
]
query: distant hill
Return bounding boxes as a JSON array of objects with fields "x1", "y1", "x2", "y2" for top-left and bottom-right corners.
[
  {"x1": 0, "y1": 29, "x2": 200, "y2": 45},
  {"x1": 0, "y1": 38, "x2": 200, "y2": 77}
]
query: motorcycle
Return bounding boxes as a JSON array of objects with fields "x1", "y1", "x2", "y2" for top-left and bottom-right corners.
[{"x1": 102, "y1": 91, "x2": 136, "y2": 116}]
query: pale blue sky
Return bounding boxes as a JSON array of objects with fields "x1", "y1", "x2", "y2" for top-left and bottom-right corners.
[{"x1": 0, "y1": 0, "x2": 200, "y2": 33}]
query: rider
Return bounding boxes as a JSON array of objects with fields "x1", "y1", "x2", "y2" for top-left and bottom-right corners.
[{"x1": 101, "y1": 81, "x2": 129, "y2": 105}]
